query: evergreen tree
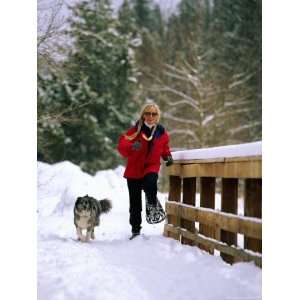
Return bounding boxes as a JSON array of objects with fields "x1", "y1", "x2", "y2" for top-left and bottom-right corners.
[
  {"x1": 125, "y1": 0, "x2": 166, "y2": 102},
  {"x1": 148, "y1": 0, "x2": 261, "y2": 149},
  {"x1": 118, "y1": 0, "x2": 137, "y2": 35},
  {"x1": 37, "y1": 71, "x2": 70, "y2": 162},
  {"x1": 132, "y1": 0, "x2": 156, "y2": 32},
  {"x1": 205, "y1": 0, "x2": 262, "y2": 142},
  {"x1": 38, "y1": 0, "x2": 262, "y2": 171},
  {"x1": 38, "y1": 0, "x2": 141, "y2": 173}
]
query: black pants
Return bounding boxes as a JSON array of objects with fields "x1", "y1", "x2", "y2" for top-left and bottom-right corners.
[{"x1": 127, "y1": 172, "x2": 158, "y2": 233}]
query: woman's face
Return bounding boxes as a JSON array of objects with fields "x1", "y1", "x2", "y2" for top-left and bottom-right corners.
[{"x1": 143, "y1": 106, "x2": 158, "y2": 125}]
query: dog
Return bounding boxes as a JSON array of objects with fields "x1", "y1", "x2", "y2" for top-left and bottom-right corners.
[{"x1": 74, "y1": 195, "x2": 112, "y2": 242}]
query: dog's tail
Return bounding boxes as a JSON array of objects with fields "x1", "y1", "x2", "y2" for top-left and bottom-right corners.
[{"x1": 98, "y1": 199, "x2": 112, "y2": 214}]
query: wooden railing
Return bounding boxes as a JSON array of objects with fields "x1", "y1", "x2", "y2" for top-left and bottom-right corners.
[{"x1": 163, "y1": 145, "x2": 262, "y2": 267}]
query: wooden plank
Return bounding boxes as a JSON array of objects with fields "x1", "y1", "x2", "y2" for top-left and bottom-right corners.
[
  {"x1": 165, "y1": 202, "x2": 262, "y2": 239},
  {"x1": 171, "y1": 158, "x2": 225, "y2": 164},
  {"x1": 166, "y1": 164, "x2": 182, "y2": 176},
  {"x1": 221, "y1": 178, "x2": 238, "y2": 264},
  {"x1": 181, "y1": 177, "x2": 196, "y2": 245},
  {"x1": 244, "y1": 179, "x2": 262, "y2": 253},
  {"x1": 164, "y1": 224, "x2": 262, "y2": 268},
  {"x1": 225, "y1": 156, "x2": 261, "y2": 163},
  {"x1": 168, "y1": 160, "x2": 262, "y2": 178},
  {"x1": 199, "y1": 177, "x2": 216, "y2": 253},
  {"x1": 180, "y1": 161, "x2": 262, "y2": 179},
  {"x1": 168, "y1": 176, "x2": 181, "y2": 203},
  {"x1": 170, "y1": 155, "x2": 261, "y2": 165},
  {"x1": 164, "y1": 176, "x2": 181, "y2": 240},
  {"x1": 200, "y1": 178, "x2": 215, "y2": 209}
]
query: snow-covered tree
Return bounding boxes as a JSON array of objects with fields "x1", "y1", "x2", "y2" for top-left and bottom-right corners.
[
  {"x1": 147, "y1": 0, "x2": 261, "y2": 149},
  {"x1": 38, "y1": 0, "x2": 141, "y2": 172}
]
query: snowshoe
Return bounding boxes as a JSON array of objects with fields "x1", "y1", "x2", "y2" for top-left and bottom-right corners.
[{"x1": 146, "y1": 198, "x2": 166, "y2": 224}]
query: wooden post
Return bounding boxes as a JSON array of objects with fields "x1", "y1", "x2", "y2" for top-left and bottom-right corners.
[
  {"x1": 244, "y1": 178, "x2": 262, "y2": 253},
  {"x1": 164, "y1": 175, "x2": 181, "y2": 240},
  {"x1": 181, "y1": 177, "x2": 196, "y2": 245},
  {"x1": 199, "y1": 177, "x2": 216, "y2": 254},
  {"x1": 221, "y1": 178, "x2": 238, "y2": 264}
]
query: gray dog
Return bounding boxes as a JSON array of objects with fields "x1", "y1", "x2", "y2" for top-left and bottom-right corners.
[{"x1": 74, "y1": 195, "x2": 112, "y2": 242}]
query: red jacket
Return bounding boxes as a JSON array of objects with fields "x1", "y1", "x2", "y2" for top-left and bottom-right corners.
[{"x1": 117, "y1": 123, "x2": 171, "y2": 179}]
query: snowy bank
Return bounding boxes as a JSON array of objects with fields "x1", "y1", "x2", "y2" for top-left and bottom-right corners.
[{"x1": 37, "y1": 161, "x2": 261, "y2": 300}]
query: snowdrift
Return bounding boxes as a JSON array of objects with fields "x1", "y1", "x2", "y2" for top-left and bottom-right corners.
[{"x1": 37, "y1": 160, "x2": 261, "y2": 300}]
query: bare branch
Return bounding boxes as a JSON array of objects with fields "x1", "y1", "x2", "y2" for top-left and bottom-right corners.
[
  {"x1": 229, "y1": 121, "x2": 261, "y2": 135},
  {"x1": 167, "y1": 99, "x2": 201, "y2": 112},
  {"x1": 228, "y1": 72, "x2": 256, "y2": 90},
  {"x1": 163, "y1": 112, "x2": 200, "y2": 126},
  {"x1": 147, "y1": 84, "x2": 199, "y2": 107},
  {"x1": 38, "y1": 99, "x2": 94, "y2": 125},
  {"x1": 164, "y1": 62, "x2": 205, "y2": 102},
  {"x1": 38, "y1": 0, "x2": 68, "y2": 64},
  {"x1": 168, "y1": 129, "x2": 200, "y2": 142}
]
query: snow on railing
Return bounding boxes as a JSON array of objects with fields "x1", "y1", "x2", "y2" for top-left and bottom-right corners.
[{"x1": 171, "y1": 141, "x2": 261, "y2": 161}]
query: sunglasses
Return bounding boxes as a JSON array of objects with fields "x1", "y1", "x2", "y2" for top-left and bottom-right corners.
[{"x1": 144, "y1": 112, "x2": 158, "y2": 117}]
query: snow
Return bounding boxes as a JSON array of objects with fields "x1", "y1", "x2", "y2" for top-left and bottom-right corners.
[
  {"x1": 172, "y1": 141, "x2": 262, "y2": 161},
  {"x1": 38, "y1": 161, "x2": 261, "y2": 300},
  {"x1": 202, "y1": 114, "x2": 214, "y2": 126}
]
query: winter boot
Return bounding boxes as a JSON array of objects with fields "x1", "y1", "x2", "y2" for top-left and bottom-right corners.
[{"x1": 129, "y1": 229, "x2": 141, "y2": 240}]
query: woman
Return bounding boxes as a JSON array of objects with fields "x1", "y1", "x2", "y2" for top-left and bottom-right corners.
[{"x1": 117, "y1": 103, "x2": 173, "y2": 239}]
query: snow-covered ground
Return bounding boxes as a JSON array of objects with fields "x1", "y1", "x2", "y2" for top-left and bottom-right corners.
[{"x1": 38, "y1": 161, "x2": 261, "y2": 300}]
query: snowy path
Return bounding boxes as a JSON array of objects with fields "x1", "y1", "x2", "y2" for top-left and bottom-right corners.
[{"x1": 38, "y1": 161, "x2": 261, "y2": 300}]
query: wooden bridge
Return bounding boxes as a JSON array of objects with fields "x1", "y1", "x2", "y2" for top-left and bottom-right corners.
[{"x1": 163, "y1": 142, "x2": 262, "y2": 267}]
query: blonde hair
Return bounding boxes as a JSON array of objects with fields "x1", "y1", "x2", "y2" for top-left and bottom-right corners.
[{"x1": 125, "y1": 103, "x2": 161, "y2": 141}]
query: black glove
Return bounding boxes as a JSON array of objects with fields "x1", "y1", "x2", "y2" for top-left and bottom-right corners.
[
  {"x1": 165, "y1": 155, "x2": 174, "y2": 167},
  {"x1": 132, "y1": 141, "x2": 142, "y2": 151}
]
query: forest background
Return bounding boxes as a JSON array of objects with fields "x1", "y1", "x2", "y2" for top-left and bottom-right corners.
[{"x1": 37, "y1": 0, "x2": 262, "y2": 179}]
